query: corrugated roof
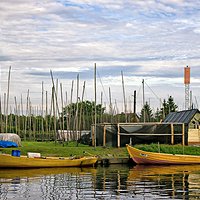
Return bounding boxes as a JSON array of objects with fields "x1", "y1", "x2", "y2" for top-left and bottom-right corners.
[{"x1": 163, "y1": 109, "x2": 200, "y2": 124}]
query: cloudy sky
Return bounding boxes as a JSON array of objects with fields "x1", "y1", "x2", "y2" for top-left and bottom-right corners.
[{"x1": 0, "y1": 0, "x2": 200, "y2": 114}]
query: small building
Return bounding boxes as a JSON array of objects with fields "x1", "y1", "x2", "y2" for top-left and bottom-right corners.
[
  {"x1": 163, "y1": 109, "x2": 200, "y2": 145},
  {"x1": 92, "y1": 121, "x2": 186, "y2": 147},
  {"x1": 91, "y1": 109, "x2": 200, "y2": 147}
]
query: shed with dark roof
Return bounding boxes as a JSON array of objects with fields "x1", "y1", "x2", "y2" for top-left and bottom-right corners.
[{"x1": 164, "y1": 109, "x2": 200, "y2": 145}]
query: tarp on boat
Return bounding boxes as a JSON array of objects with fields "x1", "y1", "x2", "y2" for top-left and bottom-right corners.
[
  {"x1": 0, "y1": 140, "x2": 18, "y2": 148},
  {"x1": 0, "y1": 133, "x2": 21, "y2": 146}
]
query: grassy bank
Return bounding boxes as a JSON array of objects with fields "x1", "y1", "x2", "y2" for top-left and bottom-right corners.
[
  {"x1": 0, "y1": 141, "x2": 128, "y2": 158},
  {"x1": 135, "y1": 143, "x2": 200, "y2": 156},
  {"x1": 1, "y1": 142, "x2": 200, "y2": 158}
]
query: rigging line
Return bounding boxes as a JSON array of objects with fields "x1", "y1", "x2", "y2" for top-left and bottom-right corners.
[
  {"x1": 136, "y1": 84, "x2": 143, "y2": 108},
  {"x1": 96, "y1": 69, "x2": 109, "y2": 103},
  {"x1": 144, "y1": 81, "x2": 162, "y2": 104},
  {"x1": 137, "y1": 84, "x2": 142, "y2": 99}
]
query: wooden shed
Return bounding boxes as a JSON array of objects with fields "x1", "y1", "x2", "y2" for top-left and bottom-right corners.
[
  {"x1": 92, "y1": 121, "x2": 186, "y2": 147},
  {"x1": 163, "y1": 109, "x2": 200, "y2": 145}
]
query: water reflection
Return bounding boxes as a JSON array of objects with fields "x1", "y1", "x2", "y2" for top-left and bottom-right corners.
[
  {"x1": 0, "y1": 165, "x2": 200, "y2": 200},
  {"x1": 128, "y1": 165, "x2": 200, "y2": 199}
]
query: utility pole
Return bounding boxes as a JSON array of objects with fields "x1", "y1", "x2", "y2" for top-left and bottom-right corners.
[{"x1": 133, "y1": 90, "x2": 136, "y2": 114}]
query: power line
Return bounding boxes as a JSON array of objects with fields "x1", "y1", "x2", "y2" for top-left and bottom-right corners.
[
  {"x1": 144, "y1": 81, "x2": 162, "y2": 105},
  {"x1": 97, "y1": 69, "x2": 109, "y2": 103}
]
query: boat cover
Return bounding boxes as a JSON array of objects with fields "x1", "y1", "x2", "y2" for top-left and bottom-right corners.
[{"x1": 0, "y1": 140, "x2": 18, "y2": 148}]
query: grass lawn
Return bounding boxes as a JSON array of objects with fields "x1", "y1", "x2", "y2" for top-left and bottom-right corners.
[
  {"x1": 135, "y1": 143, "x2": 200, "y2": 156},
  {"x1": 0, "y1": 141, "x2": 128, "y2": 158},
  {"x1": 1, "y1": 142, "x2": 200, "y2": 158}
]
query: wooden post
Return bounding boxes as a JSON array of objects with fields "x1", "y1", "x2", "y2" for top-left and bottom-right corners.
[
  {"x1": 28, "y1": 96, "x2": 32, "y2": 140},
  {"x1": 117, "y1": 123, "x2": 120, "y2": 148},
  {"x1": 5, "y1": 66, "x2": 11, "y2": 133},
  {"x1": 45, "y1": 91, "x2": 49, "y2": 140},
  {"x1": 69, "y1": 80, "x2": 74, "y2": 131},
  {"x1": 24, "y1": 89, "x2": 29, "y2": 141},
  {"x1": 3, "y1": 93, "x2": 6, "y2": 129},
  {"x1": 79, "y1": 81, "x2": 86, "y2": 140},
  {"x1": 109, "y1": 87, "x2": 112, "y2": 122},
  {"x1": 48, "y1": 91, "x2": 53, "y2": 138},
  {"x1": 103, "y1": 124, "x2": 106, "y2": 147},
  {"x1": 115, "y1": 99, "x2": 119, "y2": 122},
  {"x1": 52, "y1": 86, "x2": 57, "y2": 143},
  {"x1": 9, "y1": 106, "x2": 12, "y2": 133},
  {"x1": 60, "y1": 83, "x2": 65, "y2": 144},
  {"x1": 14, "y1": 96, "x2": 18, "y2": 134},
  {"x1": 41, "y1": 81, "x2": 44, "y2": 141},
  {"x1": 171, "y1": 123, "x2": 174, "y2": 145},
  {"x1": 94, "y1": 63, "x2": 97, "y2": 148},
  {"x1": 142, "y1": 79, "x2": 145, "y2": 123},
  {"x1": 91, "y1": 124, "x2": 95, "y2": 146},
  {"x1": 65, "y1": 91, "x2": 69, "y2": 135},
  {"x1": 133, "y1": 90, "x2": 136, "y2": 114},
  {"x1": 182, "y1": 123, "x2": 185, "y2": 146},
  {"x1": 50, "y1": 71, "x2": 60, "y2": 118},
  {"x1": 20, "y1": 94, "x2": 25, "y2": 139},
  {"x1": 75, "y1": 74, "x2": 79, "y2": 144},
  {"x1": 121, "y1": 71, "x2": 127, "y2": 122},
  {"x1": 100, "y1": 91, "x2": 103, "y2": 123},
  {"x1": 0, "y1": 96, "x2": 2, "y2": 132}
]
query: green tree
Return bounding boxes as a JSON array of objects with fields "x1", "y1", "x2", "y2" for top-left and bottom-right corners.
[
  {"x1": 140, "y1": 102, "x2": 154, "y2": 122},
  {"x1": 160, "y1": 96, "x2": 178, "y2": 119},
  {"x1": 167, "y1": 95, "x2": 178, "y2": 112},
  {"x1": 154, "y1": 108, "x2": 162, "y2": 122},
  {"x1": 62, "y1": 100, "x2": 106, "y2": 130}
]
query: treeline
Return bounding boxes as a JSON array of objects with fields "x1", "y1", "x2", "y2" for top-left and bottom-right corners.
[
  {"x1": 140, "y1": 96, "x2": 178, "y2": 122},
  {"x1": 0, "y1": 100, "x2": 137, "y2": 141},
  {"x1": 0, "y1": 96, "x2": 178, "y2": 141}
]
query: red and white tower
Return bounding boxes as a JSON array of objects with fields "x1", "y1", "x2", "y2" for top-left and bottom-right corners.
[{"x1": 184, "y1": 66, "x2": 190, "y2": 110}]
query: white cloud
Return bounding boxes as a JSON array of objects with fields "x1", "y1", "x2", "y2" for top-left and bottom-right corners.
[{"x1": 0, "y1": 0, "x2": 200, "y2": 112}]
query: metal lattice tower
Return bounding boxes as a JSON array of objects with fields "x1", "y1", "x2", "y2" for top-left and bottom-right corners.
[{"x1": 185, "y1": 84, "x2": 189, "y2": 110}]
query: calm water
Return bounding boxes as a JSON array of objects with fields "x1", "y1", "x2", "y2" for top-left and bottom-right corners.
[{"x1": 0, "y1": 164, "x2": 200, "y2": 200}]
